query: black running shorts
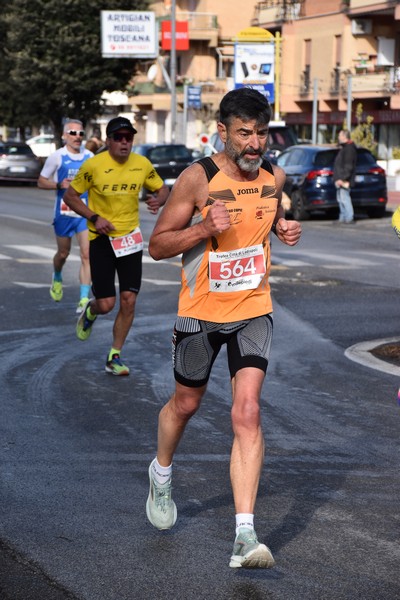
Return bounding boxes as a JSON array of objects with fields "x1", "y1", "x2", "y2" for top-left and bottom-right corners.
[
  {"x1": 89, "y1": 234, "x2": 142, "y2": 299},
  {"x1": 172, "y1": 314, "x2": 273, "y2": 388}
]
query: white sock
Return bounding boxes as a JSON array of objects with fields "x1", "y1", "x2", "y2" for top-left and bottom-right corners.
[
  {"x1": 236, "y1": 513, "x2": 254, "y2": 534},
  {"x1": 151, "y1": 457, "x2": 172, "y2": 484}
]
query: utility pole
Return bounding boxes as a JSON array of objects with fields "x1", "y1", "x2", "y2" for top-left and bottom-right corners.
[
  {"x1": 346, "y1": 75, "x2": 352, "y2": 131},
  {"x1": 170, "y1": 0, "x2": 177, "y2": 143},
  {"x1": 274, "y1": 32, "x2": 281, "y2": 121},
  {"x1": 183, "y1": 82, "x2": 188, "y2": 146},
  {"x1": 312, "y1": 78, "x2": 318, "y2": 144}
]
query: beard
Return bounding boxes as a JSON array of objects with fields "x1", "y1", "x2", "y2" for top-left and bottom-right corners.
[{"x1": 225, "y1": 138, "x2": 264, "y2": 172}]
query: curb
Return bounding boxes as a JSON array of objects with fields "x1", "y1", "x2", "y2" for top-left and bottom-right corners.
[{"x1": 345, "y1": 338, "x2": 400, "y2": 377}]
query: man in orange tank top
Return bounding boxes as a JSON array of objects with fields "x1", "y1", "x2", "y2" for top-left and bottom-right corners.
[{"x1": 146, "y1": 88, "x2": 302, "y2": 568}]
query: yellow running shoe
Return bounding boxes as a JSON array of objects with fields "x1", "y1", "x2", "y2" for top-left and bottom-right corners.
[
  {"x1": 76, "y1": 302, "x2": 97, "y2": 341},
  {"x1": 105, "y1": 354, "x2": 130, "y2": 376},
  {"x1": 76, "y1": 297, "x2": 89, "y2": 314},
  {"x1": 50, "y1": 280, "x2": 63, "y2": 302}
]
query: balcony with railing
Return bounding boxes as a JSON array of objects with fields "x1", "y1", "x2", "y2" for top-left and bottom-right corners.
[
  {"x1": 251, "y1": 1, "x2": 304, "y2": 26},
  {"x1": 347, "y1": 0, "x2": 397, "y2": 10},
  {"x1": 300, "y1": 65, "x2": 311, "y2": 95},
  {"x1": 349, "y1": 65, "x2": 400, "y2": 94},
  {"x1": 330, "y1": 67, "x2": 341, "y2": 95}
]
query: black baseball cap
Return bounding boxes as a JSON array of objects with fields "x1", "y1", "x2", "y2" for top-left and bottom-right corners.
[{"x1": 106, "y1": 117, "x2": 137, "y2": 137}]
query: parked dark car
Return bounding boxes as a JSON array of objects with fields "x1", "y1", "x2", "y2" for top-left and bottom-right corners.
[
  {"x1": 132, "y1": 143, "x2": 194, "y2": 191},
  {"x1": 0, "y1": 141, "x2": 42, "y2": 183},
  {"x1": 276, "y1": 144, "x2": 387, "y2": 220},
  {"x1": 263, "y1": 123, "x2": 298, "y2": 161}
]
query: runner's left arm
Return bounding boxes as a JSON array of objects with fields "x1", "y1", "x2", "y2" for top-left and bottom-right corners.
[{"x1": 272, "y1": 164, "x2": 302, "y2": 247}]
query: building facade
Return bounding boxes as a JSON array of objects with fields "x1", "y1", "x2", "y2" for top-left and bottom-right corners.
[
  {"x1": 253, "y1": 0, "x2": 400, "y2": 157},
  {"x1": 129, "y1": 0, "x2": 249, "y2": 146},
  {"x1": 128, "y1": 0, "x2": 400, "y2": 157}
]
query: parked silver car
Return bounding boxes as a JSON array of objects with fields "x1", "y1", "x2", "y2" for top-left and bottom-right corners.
[{"x1": 0, "y1": 141, "x2": 42, "y2": 183}]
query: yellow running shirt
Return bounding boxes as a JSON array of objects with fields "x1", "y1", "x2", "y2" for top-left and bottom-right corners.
[
  {"x1": 70, "y1": 151, "x2": 164, "y2": 240},
  {"x1": 392, "y1": 206, "x2": 400, "y2": 239},
  {"x1": 178, "y1": 159, "x2": 278, "y2": 322}
]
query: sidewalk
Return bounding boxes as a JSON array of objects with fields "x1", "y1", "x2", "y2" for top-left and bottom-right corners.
[
  {"x1": 387, "y1": 176, "x2": 400, "y2": 210},
  {"x1": 388, "y1": 190, "x2": 400, "y2": 210}
]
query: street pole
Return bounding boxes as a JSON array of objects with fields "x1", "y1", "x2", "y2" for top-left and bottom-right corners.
[
  {"x1": 170, "y1": 0, "x2": 177, "y2": 143},
  {"x1": 346, "y1": 75, "x2": 352, "y2": 131},
  {"x1": 183, "y1": 82, "x2": 188, "y2": 146},
  {"x1": 312, "y1": 78, "x2": 318, "y2": 144},
  {"x1": 274, "y1": 32, "x2": 281, "y2": 121}
]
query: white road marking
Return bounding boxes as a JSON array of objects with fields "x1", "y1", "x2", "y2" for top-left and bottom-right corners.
[
  {"x1": 0, "y1": 213, "x2": 47, "y2": 226},
  {"x1": 272, "y1": 258, "x2": 309, "y2": 267},
  {"x1": 5, "y1": 245, "x2": 80, "y2": 261},
  {"x1": 142, "y1": 278, "x2": 180, "y2": 286},
  {"x1": 13, "y1": 282, "x2": 53, "y2": 288},
  {"x1": 3, "y1": 245, "x2": 181, "y2": 288},
  {"x1": 273, "y1": 249, "x2": 386, "y2": 267}
]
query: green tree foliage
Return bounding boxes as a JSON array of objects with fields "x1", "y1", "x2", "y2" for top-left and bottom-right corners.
[
  {"x1": 0, "y1": 0, "x2": 150, "y2": 141},
  {"x1": 351, "y1": 103, "x2": 377, "y2": 156}
]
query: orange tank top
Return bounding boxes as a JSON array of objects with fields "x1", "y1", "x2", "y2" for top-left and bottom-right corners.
[{"x1": 178, "y1": 158, "x2": 278, "y2": 322}]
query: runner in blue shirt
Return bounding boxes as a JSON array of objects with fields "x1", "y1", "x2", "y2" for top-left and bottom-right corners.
[{"x1": 38, "y1": 120, "x2": 93, "y2": 312}]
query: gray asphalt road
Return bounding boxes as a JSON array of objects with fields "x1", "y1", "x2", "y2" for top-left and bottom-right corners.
[{"x1": 0, "y1": 186, "x2": 399, "y2": 599}]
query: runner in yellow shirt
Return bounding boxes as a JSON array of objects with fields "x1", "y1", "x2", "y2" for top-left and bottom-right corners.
[
  {"x1": 392, "y1": 206, "x2": 400, "y2": 239},
  {"x1": 63, "y1": 117, "x2": 169, "y2": 375}
]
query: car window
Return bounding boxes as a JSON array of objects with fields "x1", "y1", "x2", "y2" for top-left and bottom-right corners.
[
  {"x1": 314, "y1": 150, "x2": 338, "y2": 167},
  {"x1": 268, "y1": 127, "x2": 297, "y2": 149},
  {"x1": 0, "y1": 144, "x2": 33, "y2": 156},
  {"x1": 147, "y1": 147, "x2": 165, "y2": 162},
  {"x1": 148, "y1": 146, "x2": 192, "y2": 162},
  {"x1": 171, "y1": 146, "x2": 192, "y2": 160},
  {"x1": 356, "y1": 149, "x2": 376, "y2": 167},
  {"x1": 132, "y1": 145, "x2": 146, "y2": 155},
  {"x1": 276, "y1": 151, "x2": 292, "y2": 167},
  {"x1": 283, "y1": 148, "x2": 306, "y2": 166}
]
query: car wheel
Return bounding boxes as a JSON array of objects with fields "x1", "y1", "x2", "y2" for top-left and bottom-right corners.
[
  {"x1": 367, "y1": 206, "x2": 386, "y2": 218},
  {"x1": 291, "y1": 190, "x2": 310, "y2": 221}
]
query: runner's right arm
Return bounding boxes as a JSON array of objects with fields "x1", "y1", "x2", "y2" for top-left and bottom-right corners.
[
  {"x1": 37, "y1": 153, "x2": 63, "y2": 190},
  {"x1": 63, "y1": 185, "x2": 115, "y2": 235},
  {"x1": 149, "y1": 162, "x2": 230, "y2": 261}
]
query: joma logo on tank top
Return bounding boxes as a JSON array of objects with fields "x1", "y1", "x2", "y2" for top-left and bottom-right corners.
[{"x1": 237, "y1": 187, "x2": 259, "y2": 195}]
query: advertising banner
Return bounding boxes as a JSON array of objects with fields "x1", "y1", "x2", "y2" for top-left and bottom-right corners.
[
  {"x1": 101, "y1": 11, "x2": 158, "y2": 58},
  {"x1": 161, "y1": 21, "x2": 189, "y2": 51},
  {"x1": 234, "y1": 43, "x2": 275, "y2": 102}
]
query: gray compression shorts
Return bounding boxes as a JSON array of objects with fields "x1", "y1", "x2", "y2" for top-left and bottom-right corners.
[{"x1": 172, "y1": 314, "x2": 273, "y2": 388}]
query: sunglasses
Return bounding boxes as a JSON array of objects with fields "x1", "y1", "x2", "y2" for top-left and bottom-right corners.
[
  {"x1": 111, "y1": 132, "x2": 134, "y2": 142},
  {"x1": 67, "y1": 130, "x2": 85, "y2": 137}
]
